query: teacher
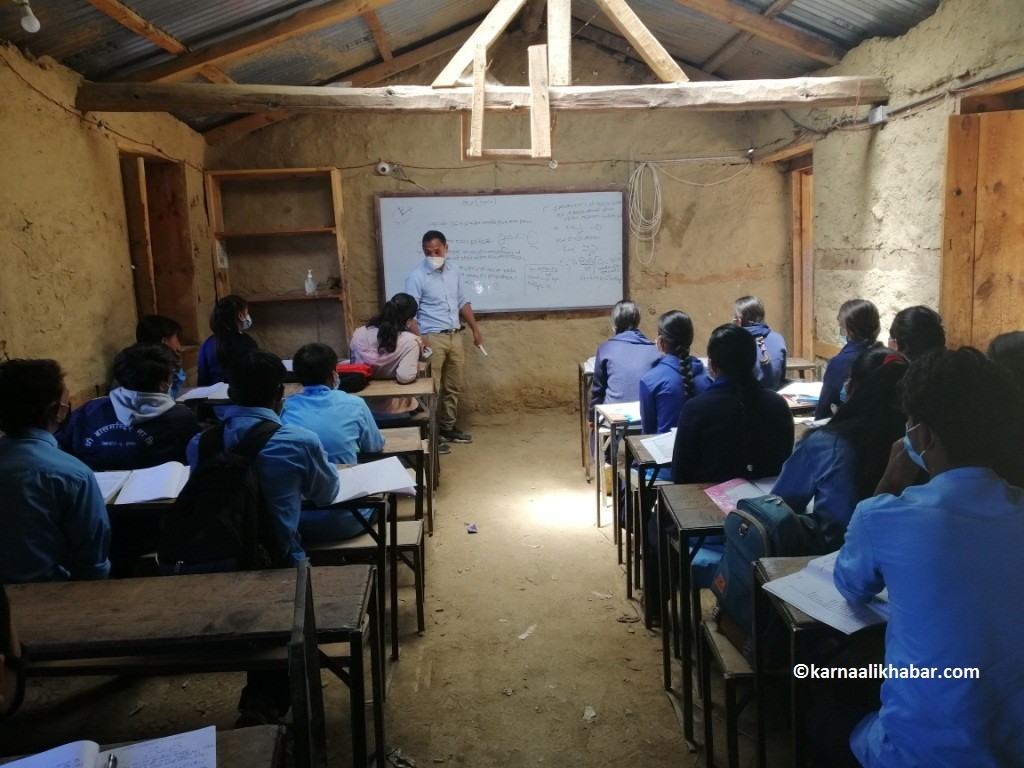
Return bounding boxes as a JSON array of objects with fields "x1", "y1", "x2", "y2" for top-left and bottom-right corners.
[{"x1": 404, "y1": 230, "x2": 484, "y2": 448}]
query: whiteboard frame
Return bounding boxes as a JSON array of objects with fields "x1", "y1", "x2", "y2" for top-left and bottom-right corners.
[{"x1": 373, "y1": 186, "x2": 629, "y2": 316}]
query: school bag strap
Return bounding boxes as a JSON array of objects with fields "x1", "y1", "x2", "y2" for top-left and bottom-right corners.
[{"x1": 195, "y1": 420, "x2": 281, "y2": 467}]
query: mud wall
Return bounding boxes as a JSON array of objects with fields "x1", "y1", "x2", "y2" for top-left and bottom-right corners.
[
  {"x1": 211, "y1": 35, "x2": 791, "y2": 415},
  {"x1": 0, "y1": 44, "x2": 211, "y2": 403}
]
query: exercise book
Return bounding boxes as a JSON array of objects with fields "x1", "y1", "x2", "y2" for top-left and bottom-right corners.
[
  {"x1": 704, "y1": 477, "x2": 779, "y2": 514},
  {"x1": 92, "y1": 470, "x2": 131, "y2": 504},
  {"x1": 176, "y1": 382, "x2": 230, "y2": 402},
  {"x1": 333, "y1": 456, "x2": 417, "y2": 504},
  {"x1": 114, "y1": 462, "x2": 190, "y2": 504},
  {"x1": 640, "y1": 429, "x2": 676, "y2": 465},
  {"x1": 5, "y1": 725, "x2": 215, "y2": 768}
]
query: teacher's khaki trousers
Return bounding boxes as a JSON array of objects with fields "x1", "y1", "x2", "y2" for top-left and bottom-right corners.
[{"x1": 426, "y1": 331, "x2": 465, "y2": 431}]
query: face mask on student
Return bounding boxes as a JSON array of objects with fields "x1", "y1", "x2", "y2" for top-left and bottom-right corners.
[
  {"x1": 838, "y1": 331, "x2": 848, "y2": 345},
  {"x1": 427, "y1": 256, "x2": 445, "y2": 270},
  {"x1": 839, "y1": 381, "x2": 849, "y2": 404},
  {"x1": 333, "y1": 374, "x2": 341, "y2": 390},
  {"x1": 903, "y1": 422, "x2": 930, "y2": 472},
  {"x1": 241, "y1": 314, "x2": 253, "y2": 330}
]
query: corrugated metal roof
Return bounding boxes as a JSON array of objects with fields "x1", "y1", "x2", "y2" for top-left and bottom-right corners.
[
  {"x1": 377, "y1": 0, "x2": 493, "y2": 56},
  {"x1": 780, "y1": 0, "x2": 940, "y2": 47}
]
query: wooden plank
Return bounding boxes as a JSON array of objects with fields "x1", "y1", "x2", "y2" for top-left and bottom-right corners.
[
  {"x1": 528, "y1": 45, "x2": 552, "y2": 158},
  {"x1": 571, "y1": 19, "x2": 720, "y2": 82},
  {"x1": 207, "y1": 167, "x2": 336, "y2": 180},
  {"x1": 205, "y1": 174, "x2": 230, "y2": 299},
  {"x1": 203, "y1": 24, "x2": 476, "y2": 145},
  {"x1": 123, "y1": 0, "x2": 398, "y2": 83},
  {"x1": 118, "y1": 156, "x2": 157, "y2": 318},
  {"x1": 593, "y1": 0, "x2": 689, "y2": 83},
  {"x1": 701, "y1": 0, "x2": 796, "y2": 73},
  {"x1": 800, "y1": 170, "x2": 814, "y2": 360},
  {"x1": 940, "y1": 114, "x2": 980, "y2": 349},
  {"x1": 790, "y1": 170, "x2": 804, "y2": 359},
  {"x1": 547, "y1": 0, "x2": 572, "y2": 86},
  {"x1": 469, "y1": 46, "x2": 487, "y2": 157},
  {"x1": 79, "y1": 76, "x2": 888, "y2": 114},
  {"x1": 669, "y1": 0, "x2": 845, "y2": 65},
  {"x1": 331, "y1": 169, "x2": 355, "y2": 352},
  {"x1": 363, "y1": 10, "x2": 393, "y2": 60},
  {"x1": 970, "y1": 111, "x2": 1024, "y2": 349},
  {"x1": 432, "y1": 0, "x2": 529, "y2": 88},
  {"x1": 754, "y1": 140, "x2": 815, "y2": 165}
]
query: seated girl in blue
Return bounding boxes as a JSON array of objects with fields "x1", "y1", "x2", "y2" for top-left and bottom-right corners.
[
  {"x1": 638, "y1": 310, "x2": 710, "y2": 479},
  {"x1": 733, "y1": 295, "x2": 787, "y2": 390},
  {"x1": 589, "y1": 299, "x2": 660, "y2": 422},
  {"x1": 815, "y1": 298, "x2": 881, "y2": 419},
  {"x1": 772, "y1": 348, "x2": 907, "y2": 549},
  {"x1": 197, "y1": 294, "x2": 258, "y2": 386}
]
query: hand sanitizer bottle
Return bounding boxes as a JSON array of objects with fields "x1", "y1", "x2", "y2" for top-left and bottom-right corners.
[{"x1": 304, "y1": 269, "x2": 316, "y2": 296}]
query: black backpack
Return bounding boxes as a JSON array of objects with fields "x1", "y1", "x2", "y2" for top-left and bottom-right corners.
[{"x1": 157, "y1": 420, "x2": 284, "y2": 575}]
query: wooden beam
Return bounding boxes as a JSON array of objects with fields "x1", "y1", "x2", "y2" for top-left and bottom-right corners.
[
  {"x1": 519, "y1": 0, "x2": 547, "y2": 35},
  {"x1": 362, "y1": 10, "x2": 392, "y2": 60},
  {"x1": 940, "y1": 114, "x2": 980, "y2": 349},
  {"x1": 701, "y1": 0, "x2": 796, "y2": 73},
  {"x1": 529, "y1": 45, "x2": 552, "y2": 158},
  {"x1": 123, "y1": 0, "x2": 398, "y2": 83},
  {"x1": 547, "y1": 0, "x2": 572, "y2": 86},
  {"x1": 571, "y1": 19, "x2": 720, "y2": 81},
  {"x1": 203, "y1": 24, "x2": 475, "y2": 145},
  {"x1": 432, "y1": 0, "x2": 529, "y2": 87},
  {"x1": 669, "y1": 0, "x2": 845, "y2": 66},
  {"x1": 754, "y1": 140, "x2": 815, "y2": 164},
  {"x1": 79, "y1": 76, "x2": 889, "y2": 114},
  {"x1": 84, "y1": 0, "x2": 236, "y2": 85},
  {"x1": 468, "y1": 46, "x2": 487, "y2": 157},
  {"x1": 593, "y1": 0, "x2": 688, "y2": 83}
]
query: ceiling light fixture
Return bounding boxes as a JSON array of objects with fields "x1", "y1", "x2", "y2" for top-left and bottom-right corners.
[{"x1": 15, "y1": 0, "x2": 40, "y2": 33}]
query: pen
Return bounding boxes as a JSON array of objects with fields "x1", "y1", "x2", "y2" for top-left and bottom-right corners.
[{"x1": 106, "y1": 755, "x2": 117, "y2": 768}]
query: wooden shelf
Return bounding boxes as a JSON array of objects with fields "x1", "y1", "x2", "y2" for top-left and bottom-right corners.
[
  {"x1": 207, "y1": 167, "x2": 335, "y2": 181},
  {"x1": 216, "y1": 226, "x2": 336, "y2": 237},
  {"x1": 247, "y1": 289, "x2": 344, "y2": 304}
]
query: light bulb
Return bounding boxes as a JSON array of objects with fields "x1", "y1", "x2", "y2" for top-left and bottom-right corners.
[{"x1": 20, "y1": 2, "x2": 41, "y2": 33}]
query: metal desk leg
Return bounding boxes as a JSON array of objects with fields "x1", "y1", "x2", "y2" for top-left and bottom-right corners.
[
  {"x1": 389, "y1": 493, "x2": 400, "y2": 662},
  {"x1": 367, "y1": 577, "x2": 386, "y2": 766},
  {"x1": 680, "y1": 537, "x2": 696, "y2": 743},
  {"x1": 624, "y1": 447, "x2": 633, "y2": 581},
  {"x1": 753, "y1": 574, "x2": 768, "y2": 768},
  {"x1": 791, "y1": 628, "x2": 809, "y2": 768},
  {"x1": 659, "y1": 496, "x2": 672, "y2": 690},
  {"x1": 610, "y1": 424, "x2": 621, "y2": 550},
  {"x1": 349, "y1": 631, "x2": 367, "y2": 768}
]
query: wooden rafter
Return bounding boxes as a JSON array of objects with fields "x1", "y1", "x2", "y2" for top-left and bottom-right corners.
[
  {"x1": 432, "y1": 0, "x2": 528, "y2": 87},
  {"x1": 594, "y1": 0, "x2": 688, "y2": 83},
  {"x1": 78, "y1": 76, "x2": 889, "y2": 115},
  {"x1": 572, "y1": 19, "x2": 720, "y2": 81},
  {"x1": 84, "y1": 0, "x2": 235, "y2": 85},
  {"x1": 701, "y1": 0, "x2": 797, "y2": 73},
  {"x1": 669, "y1": 0, "x2": 845, "y2": 65},
  {"x1": 202, "y1": 23, "x2": 476, "y2": 145},
  {"x1": 122, "y1": 0, "x2": 398, "y2": 83},
  {"x1": 362, "y1": 10, "x2": 393, "y2": 60},
  {"x1": 546, "y1": 0, "x2": 572, "y2": 86}
]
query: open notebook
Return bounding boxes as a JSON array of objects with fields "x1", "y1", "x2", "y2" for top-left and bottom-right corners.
[
  {"x1": 639, "y1": 429, "x2": 675, "y2": 465},
  {"x1": 108, "y1": 462, "x2": 190, "y2": 505},
  {"x1": 176, "y1": 382, "x2": 229, "y2": 402},
  {"x1": 333, "y1": 456, "x2": 416, "y2": 504},
  {"x1": 6, "y1": 725, "x2": 214, "y2": 768},
  {"x1": 762, "y1": 551, "x2": 890, "y2": 634},
  {"x1": 703, "y1": 477, "x2": 779, "y2": 514}
]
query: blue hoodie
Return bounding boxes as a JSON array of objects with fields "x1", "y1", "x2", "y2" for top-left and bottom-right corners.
[
  {"x1": 639, "y1": 354, "x2": 711, "y2": 435},
  {"x1": 590, "y1": 330, "x2": 660, "y2": 419},
  {"x1": 743, "y1": 321, "x2": 788, "y2": 390}
]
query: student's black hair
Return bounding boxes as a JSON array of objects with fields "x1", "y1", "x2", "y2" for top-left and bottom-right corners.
[
  {"x1": 733, "y1": 296, "x2": 766, "y2": 326},
  {"x1": 113, "y1": 343, "x2": 176, "y2": 393},
  {"x1": 838, "y1": 299, "x2": 881, "y2": 344},
  {"x1": 889, "y1": 306, "x2": 945, "y2": 361},
  {"x1": 422, "y1": 230, "x2": 447, "y2": 246},
  {"x1": 707, "y1": 324, "x2": 759, "y2": 473},
  {"x1": 657, "y1": 310, "x2": 696, "y2": 399},
  {"x1": 0, "y1": 585, "x2": 12, "y2": 658},
  {"x1": 293, "y1": 343, "x2": 338, "y2": 387},
  {"x1": 988, "y1": 331, "x2": 1024, "y2": 388},
  {"x1": 611, "y1": 300, "x2": 642, "y2": 334},
  {"x1": 228, "y1": 351, "x2": 285, "y2": 408},
  {"x1": 901, "y1": 347, "x2": 1023, "y2": 470},
  {"x1": 210, "y1": 294, "x2": 249, "y2": 372},
  {"x1": 824, "y1": 347, "x2": 908, "y2": 499},
  {"x1": 0, "y1": 359, "x2": 65, "y2": 433},
  {"x1": 367, "y1": 293, "x2": 419, "y2": 354},
  {"x1": 136, "y1": 314, "x2": 183, "y2": 344}
]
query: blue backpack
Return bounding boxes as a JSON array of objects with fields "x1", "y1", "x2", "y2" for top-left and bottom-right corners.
[{"x1": 711, "y1": 494, "x2": 825, "y2": 639}]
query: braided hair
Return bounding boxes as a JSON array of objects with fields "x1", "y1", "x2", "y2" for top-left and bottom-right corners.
[
  {"x1": 707, "y1": 324, "x2": 759, "y2": 475},
  {"x1": 657, "y1": 310, "x2": 696, "y2": 399},
  {"x1": 366, "y1": 293, "x2": 419, "y2": 354}
]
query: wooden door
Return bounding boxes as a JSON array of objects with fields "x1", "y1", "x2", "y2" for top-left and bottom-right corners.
[
  {"x1": 791, "y1": 166, "x2": 814, "y2": 359},
  {"x1": 942, "y1": 111, "x2": 1024, "y2": 349}
]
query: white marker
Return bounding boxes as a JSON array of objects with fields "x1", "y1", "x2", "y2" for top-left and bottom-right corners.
[{"x1": 479, "y1": 346, "x2": 489, "y2": 357}]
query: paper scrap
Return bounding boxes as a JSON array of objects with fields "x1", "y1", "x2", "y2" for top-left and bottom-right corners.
[
  {"x1": 466, "y1": 523, "x2": 478, "y2": 534},
  {"x1": 583, "y1": 706, "x2": 597, "y2": 723},
  {"x1": 517, "y1": 624, "x2": 537, "y2": 640}
]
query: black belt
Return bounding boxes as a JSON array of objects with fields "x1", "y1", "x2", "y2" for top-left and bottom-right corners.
[{"x1": 433, "y1": 327, "x2": 463, "y2": 334}]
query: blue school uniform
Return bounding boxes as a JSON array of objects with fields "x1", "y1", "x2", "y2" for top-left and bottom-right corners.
[
  {"x1": 815, "y1": 339, "x2": 871, "y2": 419},
  {"x1": 771, "y1": 427, "x2": 858, "y2": 549},
  {"x1": 834, "y1": 468, "x2": 1024, "y2": 768},
  {"x1": 639, "y1": 355, "x2": 710, "y2": 481},
  {"x1": 197, "y1": 332, "x2": 258, "y2": 386},
  {"x1": 590, "y1": 330, "x2": 660, "y2": 419},
  {"x1": 743, "y1": 322, "x2": 788, "y2": 390},
  {"x1": 0, "y1": 429, "x2": 110, "y2": 583},
  {"x1": 186, "y1": 406, "x2": 340, "y2": 563}
]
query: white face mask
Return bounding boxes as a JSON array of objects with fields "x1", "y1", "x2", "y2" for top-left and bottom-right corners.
[
  {"x1": 241, "y1": 314, "x2": 253, "y2": 330},
  {"x1": 427, "y1": 256, "x2": 445, "y2": 270}
]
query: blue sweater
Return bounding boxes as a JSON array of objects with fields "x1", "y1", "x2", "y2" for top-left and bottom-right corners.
[
  {"x1": 743, "y1": 322, "x2": 788, "y2": 390},
  {"x1": 197, "y1": 332, "x2": 258, "y2": 386},
  {"x1": 815, "y1": 339, "x2": 872, "y2": 419},
  {"x1": 590, "y1": 330, "x2": 660, "y2": 419},
  {"x1": 639, "y1": 355, "x2": 711, "y2": 435}
]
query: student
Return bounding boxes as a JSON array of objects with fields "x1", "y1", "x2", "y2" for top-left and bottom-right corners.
[
  {"x1": 772, "y1": 348, "x2": 908, "y2": 549},
  {"x1": 0, "y1": 359, "x2": 110, "y2": 584},
  {"x1": 815, "y1": 299, "x2": 881, "y2": 419},
  {"x1": 987, "y1": 330, "x2": 1024, "y2": 387},
  {"x1": 0, "y1": 586, "x2": 25, "y2": 722},
  {"x1": 349, "y1": 293, "x2": 423, "y2": 418},
  {"x1": 136, "y1": 314, "x2": 187, "y2": 399},
  {"x1": 733, "y1": 295, "x2": 787, "y2": 389},
  {"x1": 282, "y1": 343, "x2": 385, "y2": 541},
  {"x1": 57, "y1": 343, "x2": 200, "y2": 470},
  {"x1": 197, "y1": 294, "x2": 258, "y2": 385},
  {"x1": 887, "y1": 305, "x2": 945, "y2": 361},
  {"x1": 818, "y1": 348, "x2": 1024, "y2": 768},
  {"x1": 590, "y1": 300, "x2": 660, "y2": 421}
]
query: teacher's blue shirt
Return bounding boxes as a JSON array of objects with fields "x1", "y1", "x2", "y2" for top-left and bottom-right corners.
[
  {"x1": 0, "y1": 428, "x2": 110, "y2": 583},
  {"x1": 404, "y1": 259, "x2": 468, "y2": 334},
  {"x1": 834, "y1": 468, "x2": 1024, "y2": 768}
]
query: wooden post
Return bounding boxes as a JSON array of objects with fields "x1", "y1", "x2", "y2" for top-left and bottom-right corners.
[
  {"x1": 547, "y1": 0, "x2": 572, "y2": 86},
  {"x1": 529, "y1": 45, "x2": 552, "y2": 159},
  {"x1": 469, "y1": 46, "x2": 487, "y2": 158}
]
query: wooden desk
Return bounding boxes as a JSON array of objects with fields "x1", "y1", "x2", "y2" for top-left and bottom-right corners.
[
  {"x1": 622, "y1": 435, "x2": 668, "y2": 606},
  {"x1": 357, "y1": 378, "x2": 438, "y2": 492},
  {"x1": 579, "y1": 360, "x2": 595, "y2": 481},
  {"x1": 593, "y1": 403, "x2": 642, "y2": 551},
  {"x1": 7, "y1": 566, "x2": 383, "y2": 768},
  {"x1": 657, "y1": 483, "x2": 723, "y2": 746},
  {"x1": 375, "y1": 426, "x2": 430, "y2": 533},
  {"x1": 785, "y1": 357, "x2": 818, "y2": 381}
]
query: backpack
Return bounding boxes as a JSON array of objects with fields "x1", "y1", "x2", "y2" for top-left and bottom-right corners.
[
  {"x1": 157, "y1": 420, "x2": 284, "y2": 575},
  {"x1": 335, "y1": 363, "x2": 373, "y2": 393},
  {"x1": 711, "y1": 494, "x2": 825, "y2": 641}
]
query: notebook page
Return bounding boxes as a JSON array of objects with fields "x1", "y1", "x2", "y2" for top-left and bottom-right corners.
[
  {"x1": 333, "y1": 456, "x2": 416, "y2": 503},
  {"x1": 176, "y1": 383, "x2": 229, "y2": 402},
  {"x1": 640, "y1": 430, "x2": 675, "y2": 465},
  {"x1": 115, "y1": 462, "x2": 189, "y2": 504},
  {"x1": 5, "y1": 741, "x2": 97, "y2": 768},
  {"x1": 763, "y1": 558, "x2": 888, "y2": 634},
  {"x1": 97, "y1": 726, "x2": 215, "y2": 768},
  {"x1": 93, "y1": 471, "x2": 132, "y2": 504}
]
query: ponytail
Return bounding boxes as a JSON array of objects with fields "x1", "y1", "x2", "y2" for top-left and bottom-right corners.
[
  {"x1": 657, "y1": 310, "x2": 696, "y2": 400},
  {"x1": 367, "y1": 293, "x2": 418, "y2": 354}
]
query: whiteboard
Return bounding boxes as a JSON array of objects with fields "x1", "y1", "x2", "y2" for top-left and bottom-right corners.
[{"x1": 376, "y1": 189, "x2": 626, "y2": 313}]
